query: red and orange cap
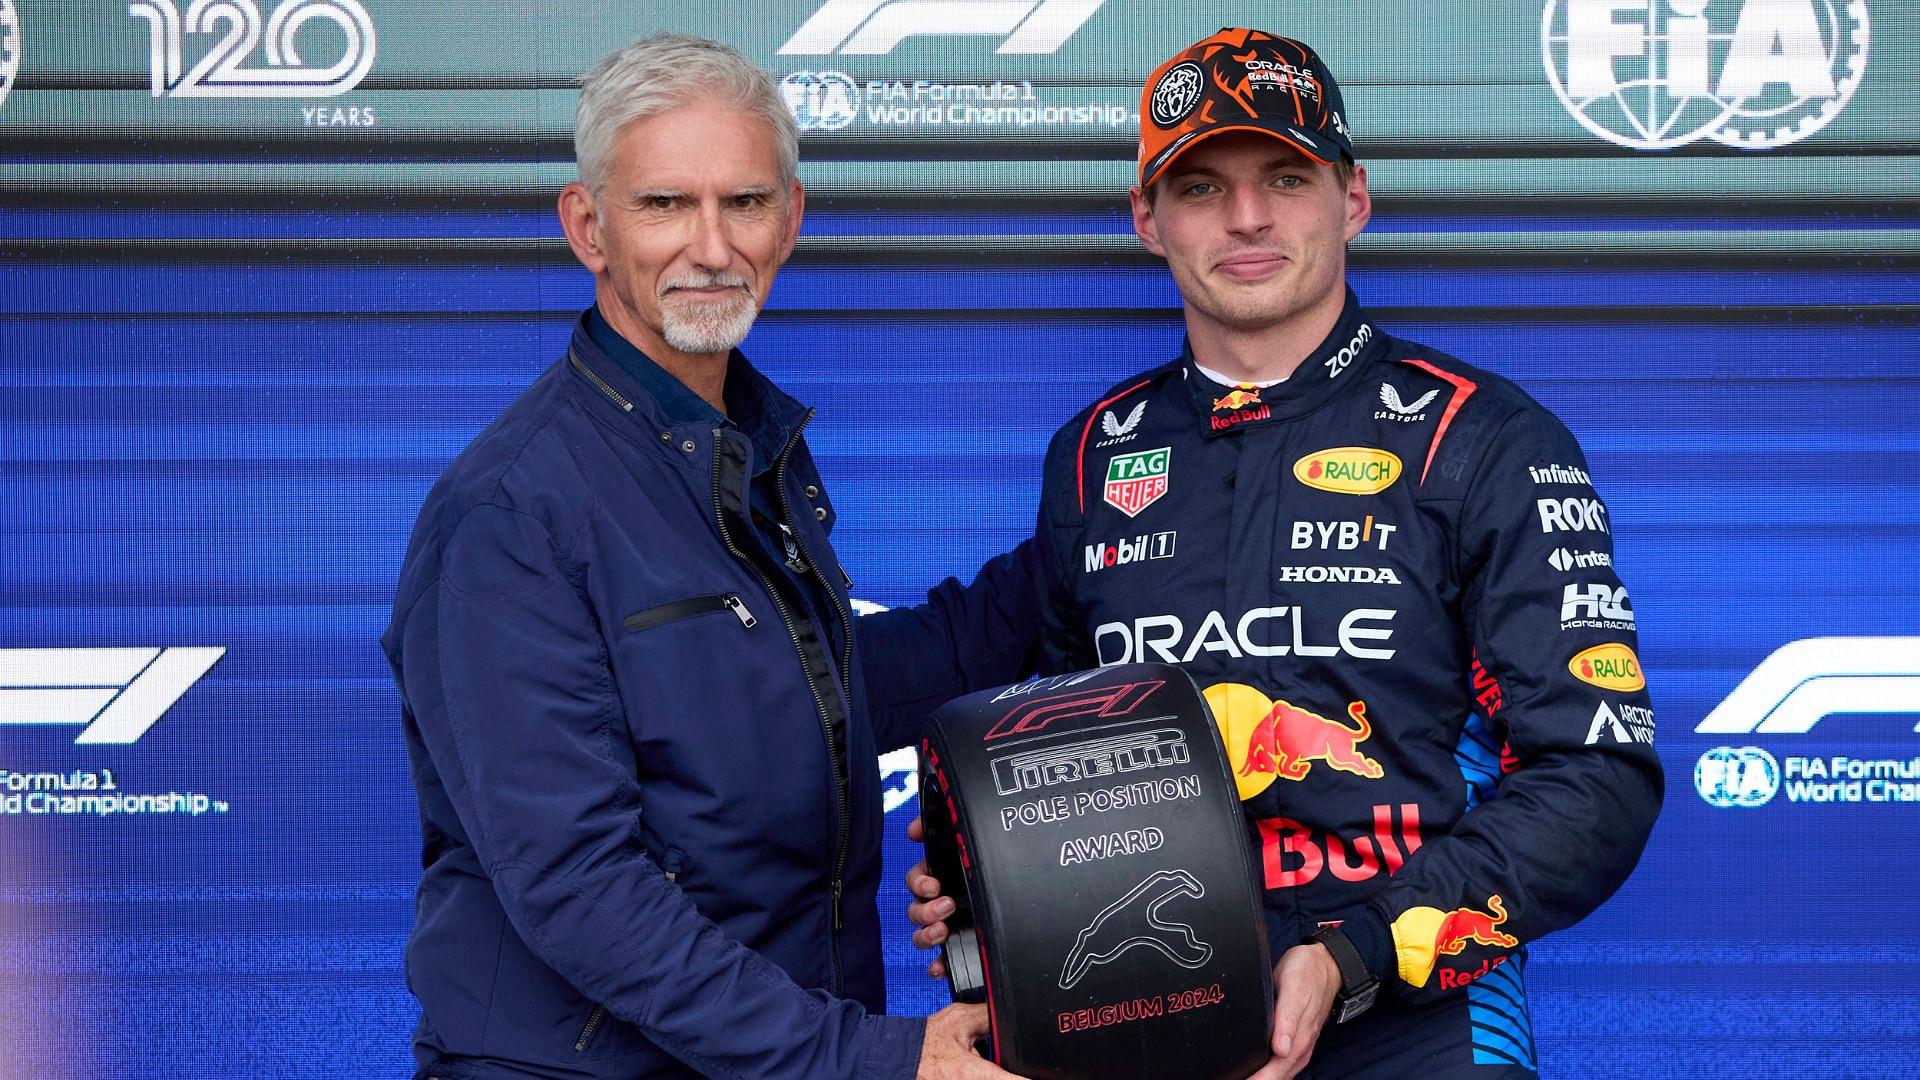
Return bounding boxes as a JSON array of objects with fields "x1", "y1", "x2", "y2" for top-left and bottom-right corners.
[{"x1": 1138, "y1": 28, "x2": 1355, "y2": 189}]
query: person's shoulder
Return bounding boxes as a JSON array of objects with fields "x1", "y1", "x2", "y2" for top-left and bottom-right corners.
[
  {"x1": 413, "y1": 360, "x2": 599, "y2": 550},
  {"x1": 1042, "y1": 360, "x2": 1184, "y2": 463}
]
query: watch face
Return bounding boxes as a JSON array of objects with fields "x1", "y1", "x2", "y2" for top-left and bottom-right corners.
[{"x1": 1337, "y1": 984, "x2": 1379, "y2": 1024}]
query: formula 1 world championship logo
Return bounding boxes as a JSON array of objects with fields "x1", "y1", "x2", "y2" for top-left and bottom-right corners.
[
  {"x1": 1542, "y1": 0, "x2": 1869, "y2": 150},
  {"x1": 0, "y1": 0, "x2": 19, "y2": 113}
]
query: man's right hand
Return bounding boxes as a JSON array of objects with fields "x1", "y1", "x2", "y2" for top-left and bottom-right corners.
[
  {"x1": 918, "y1": 1003, "x2": 1011, "y2": 1078},
  {"x1": 904, "y1": 815, "x2": 954, "y2": 979}
]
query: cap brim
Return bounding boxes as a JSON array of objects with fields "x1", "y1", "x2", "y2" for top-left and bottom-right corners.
[{"x1": 1141, "y1": 123, "x2": 1338, "y2": 189}]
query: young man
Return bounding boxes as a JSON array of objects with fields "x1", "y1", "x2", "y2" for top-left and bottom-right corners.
[
  {"x1": 910, "y1": 28, "x2": 1663, "y2": 1078},
  {"x1": 385, "y1": 34, "x2": 1024, "y2": 1079}
]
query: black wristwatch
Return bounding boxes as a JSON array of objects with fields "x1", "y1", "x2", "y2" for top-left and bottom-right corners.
[{"x1": 1307, "y1": 924, "x2": 1379, "y2": 1023}]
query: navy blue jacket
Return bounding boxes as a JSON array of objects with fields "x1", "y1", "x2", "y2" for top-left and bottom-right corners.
[
  {"x1": 1032, "y1": 291, "x2": 1663, "y2": 997},
  {"x1": 384, "y1": 317, "x2": 1033, "y2": 1078}
]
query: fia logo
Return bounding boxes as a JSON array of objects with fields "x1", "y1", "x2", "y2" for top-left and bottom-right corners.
[
  {"x1": 781, "y1": 71, "x2": 860, "y2": 132},
  {"x1": 129, "y1": 0, "x2": 376, "y2": 98},
  {"x1": 779, "y1": 0, "x2": 1105, "y2": 55},
  {"x1": 1542, "y1": 0, "x2": 1869, "y2": 150},
  {"x1": 0, "y1": 0, "x2": 18, "y2": 113}
]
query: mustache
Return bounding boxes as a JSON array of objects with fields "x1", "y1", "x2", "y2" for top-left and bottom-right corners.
[{"x1": 659, "y1": 272, "x2": 749, "y2": 297}]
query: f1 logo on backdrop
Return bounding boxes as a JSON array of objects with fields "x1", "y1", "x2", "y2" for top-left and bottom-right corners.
[
  {"x1": 1693, "y1": 636, "x2": 1920, "y2": 809},
  {"x1": 0, "y1": 648, "x2": 224, "y2": 744},
  {"x1": 779, "y1": 0, "x2": 1105, "y2": 55},
  {"x1": 1542, "y1": 0, "x2": 1869, "y2": 150},
  {"x1": 129, "y1": 0, "x2": 376, "y2": 98}
]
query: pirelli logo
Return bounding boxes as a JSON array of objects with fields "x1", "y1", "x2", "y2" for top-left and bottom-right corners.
[{"x1": 991, "y1": 725, "x2": 1190, "y2": 796}]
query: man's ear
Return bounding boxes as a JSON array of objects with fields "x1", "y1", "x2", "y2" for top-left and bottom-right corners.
[
  {"x1": 558, "y1": 181, "x2": 607, "y2": 274},
  {"x1": 1131, "y1": 185, "x2": 1166, "y2": 258},
  {"x1": 1342, "y1": 163, "x2": 1371, "y2": 243},
  {"x1": 778, "y1": 179, "x2": 806, "y2": 265}
]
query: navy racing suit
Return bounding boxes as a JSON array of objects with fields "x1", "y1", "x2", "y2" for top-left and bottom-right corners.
[{"x1": 1030, "y1": 290, "x2": 1663, "y2": 1076}]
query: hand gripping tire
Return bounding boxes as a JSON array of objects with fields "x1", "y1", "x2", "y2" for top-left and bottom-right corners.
[{"x1": 919, "y1": 662, "x2": 1272, "y2": 1080}]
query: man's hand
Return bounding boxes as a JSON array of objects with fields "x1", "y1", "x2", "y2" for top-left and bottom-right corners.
[
  {"x1": 904, "y1": 815, "x2": 954, "y2": 979},
  {"x1": 917, "y1": 1003, "x2": 1011, "y2": 1079},
  {"x1": 1246, "y1": 942, "x2": 1343, "y2": 1080}
]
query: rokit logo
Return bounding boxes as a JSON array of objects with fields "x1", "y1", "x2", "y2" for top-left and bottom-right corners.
[
  {"x1": 1084, "y1": 531, "x2": 1176, "y2": 574},
  {"x1": 0, "y1": 648, "x2": 225, "y2": 744},
  {"x1": 780, "y1": 0, "x2": 1105, "y2": 55},
  {"x1": 1537, "y1": 495, "x2": 1609, "y2": 534},
  {"x1": 130, "y1": 0, "x2": 375, "y2": 99},
  {"x1": 0, "y1": 0, "x2": 18, "y2": 113},
  {"x1": 1694, "y1": 636, "x2": 1920, "y2": 809},
  {"x1": 1542, "y1": 0, "x2": 1869, "y2": 150}
]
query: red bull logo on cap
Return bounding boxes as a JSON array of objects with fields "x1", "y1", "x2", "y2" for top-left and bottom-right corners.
[{"x1": 1204, "y1": 682, "x2": 1385, "y2": 800}]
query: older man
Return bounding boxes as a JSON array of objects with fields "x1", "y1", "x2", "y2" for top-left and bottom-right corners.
[{"x1": 383, "y1": 35, "x2": 1023, "y2": 1080}]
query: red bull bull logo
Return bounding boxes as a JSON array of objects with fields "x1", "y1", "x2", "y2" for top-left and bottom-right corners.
[
  {"x1": 1389, "y1": 894, "x2": 1521, "y2": 989},
  {"x1": 1204, "y1": 683, "x2": 1384, "y2": 800},
  {"x1": 1212, "y1": 386, "x2": 1262, "y2": 412}
]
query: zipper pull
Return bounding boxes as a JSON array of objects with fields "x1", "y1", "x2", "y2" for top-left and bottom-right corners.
[
  {"x1": 831, "y1": 878, "x2": 844, "y2": 930},
  {"x1": 724, "y1": 595, "x2": 757, "y2": 629}
]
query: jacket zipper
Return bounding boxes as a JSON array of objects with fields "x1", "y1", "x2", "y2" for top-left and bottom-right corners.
[
  {"x1": 573, "y1": 1004, "x2": 608, "y2": 1053},
  {"x1": 707, "y1": 415, "x2": 851, "y2": 995},
  {"x1": 771, "y1": 414, "x2": 855, "y2": 938},
  {"x1": 622, "y1": 594, "x2": 756, "y2": 633},
  {"x1": 569, "y1": 351, "x2": 633, "y2": 413}
]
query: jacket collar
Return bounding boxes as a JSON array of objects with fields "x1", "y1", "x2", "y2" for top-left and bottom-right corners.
[
  {"x1": 563, "y1": 312, "x2": 810, "y2": 472},
  {"x1": 1182, "y1": 287, "x2": 1385, "y2": 436}
]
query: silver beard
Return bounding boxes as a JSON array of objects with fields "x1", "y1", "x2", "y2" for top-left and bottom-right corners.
[{"x1": 658, "y1": 272, "x2": 757, "y2": 354}]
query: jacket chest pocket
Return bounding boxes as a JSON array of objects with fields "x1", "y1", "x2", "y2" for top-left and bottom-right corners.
[{"x1": 623, "y1": 593, "x2": 758, "y2": 633}]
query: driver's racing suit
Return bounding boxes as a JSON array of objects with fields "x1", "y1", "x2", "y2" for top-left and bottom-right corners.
[{"x1": 1030, "y1": 289, "x2": 1664, "y2": 1076}]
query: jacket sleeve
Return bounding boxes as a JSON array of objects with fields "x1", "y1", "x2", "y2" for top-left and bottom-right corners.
[
  {"x1": 1345, "y1": 408, "x2": 1664, "y2": 995},
  {"x1": 401, "y1": 502, "x2": 923, "y2": 1080},
  {"x1": 858, "y1": 538, "x2": 1043, "y2": 753}
]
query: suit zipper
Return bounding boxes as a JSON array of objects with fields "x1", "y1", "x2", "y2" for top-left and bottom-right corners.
[
  {"x1": 708, "y1": 416, "x2": 851, "y2": 994},
  {"x1": 772, "y1": 413, "x2": 854, "y2": 937},
  {"x1": 574, "y1": 1004, "x2": 608, "y2": 1053}
]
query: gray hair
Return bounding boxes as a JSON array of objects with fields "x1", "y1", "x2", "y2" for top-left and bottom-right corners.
[{"x1": 575, "y1": 34, "x2": 800, "y2": 200}]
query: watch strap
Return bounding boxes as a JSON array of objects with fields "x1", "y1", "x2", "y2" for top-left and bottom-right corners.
[{"x1": 1308, "y1": 924, "x2": 1379, "y2": 1023}]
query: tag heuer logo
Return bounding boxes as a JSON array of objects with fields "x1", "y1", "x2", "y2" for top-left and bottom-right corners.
[{"x1": 1104, "y1": 447, "x2": 1170, "y2": 517}]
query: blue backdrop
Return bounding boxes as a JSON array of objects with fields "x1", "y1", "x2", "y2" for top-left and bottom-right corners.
[{"x1": 2, "y1": 2, "x2": 1918, "y2": 1077}]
